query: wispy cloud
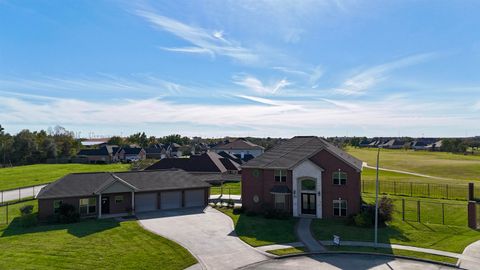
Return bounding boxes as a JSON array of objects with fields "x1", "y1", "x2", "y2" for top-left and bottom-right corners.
[
  {"x1": 273, "y1": 66, "x2": 323, "y2": 87},
  {"x1": 135, "y1": 10, "x2": 258, "y2": 64},
  {"x1": 334, "y1": 52, "x2": 438, "y2": 95},
  {"x1": 233, "y1": 75, "x2": 291, "y2": 95}
]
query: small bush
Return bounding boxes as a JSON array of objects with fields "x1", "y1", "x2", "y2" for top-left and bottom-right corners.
[
  {"x1": 354, "y1": 211, "x2": 373, "y2": 227},
  {"x1": 232, "y1": 206, "x2": 245, "y2": 215},
  {"x1": 56, "y1": 203, "x2": 80, "y2": 223},
  {"x1": 19, "y1": 205, "x2": 34, "y2": 216},
  {"x1": 345, "y1": 214, "x2": 356, "y2": 226},
  {"x1": 264, "y1": 208, "x2": 290, "y2": 220},
  {"x1": 378, "y1": 196, "x2": 394, "y2": 223}
]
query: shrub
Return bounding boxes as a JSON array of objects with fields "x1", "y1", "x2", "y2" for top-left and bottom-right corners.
[
  {"x1": 56, "y1": 203, "x2": 80, "y2": 223},
  {"x1": 232, "y1": 206, "x2": 245, "y2": 215},
  {"x1": 264, "y1": 208, "x2": 290, "y2": 220},
  {"x1": 354, "y1": 211, "x2": 373, "y2": 227},
  {"x1": 378, "y1": 196, "x2": 394, "y2": 223},
  {"x1": 19, "y1": 205, "x2": 34, "y2": 216}
]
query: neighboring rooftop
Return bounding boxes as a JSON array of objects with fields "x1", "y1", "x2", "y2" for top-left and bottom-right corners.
[
  {"x1": 122, "y1": 147, "x2": 144, "y2": 155},
  {"x1": 242, "y1": 136, "x2": 362, "y2": 171},
  {"x1": 145, "y1": 152, "x2": 240, "y2": 173},
  {"x1": 36, "y1": 170, "x2": 210, "y2": 199},
  {"x1": 213, "y1": 138, "x2": 264, "y2": 151},
  {"x1": 77, "y1": 147, "x2": 110, "y2": 156}
]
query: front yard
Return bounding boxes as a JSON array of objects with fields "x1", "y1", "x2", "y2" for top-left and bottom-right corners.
[
  {"x1": 0, "y1": 201, "x2": 196, "y2": 270},
  {"x1": 219, "y1": 207, "x2": 298, "y2": 247}
]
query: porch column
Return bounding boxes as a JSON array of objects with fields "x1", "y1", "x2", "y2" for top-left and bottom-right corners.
[
  {"x1": 98, "y1": 193, "x2": 102, "y2": 218},
  {"x1": 292, "y1": 177, "x2": 298, "y2": 217},
  {"x1": 131, "y1": 191, "x2": 135, "y2": 214}
]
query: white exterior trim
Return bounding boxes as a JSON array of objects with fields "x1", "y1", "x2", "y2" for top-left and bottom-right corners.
[{"x1": 292, "y1": 159, "x2": 323, "y2": 218}]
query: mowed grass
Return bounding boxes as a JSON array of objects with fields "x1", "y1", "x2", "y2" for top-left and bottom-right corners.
[
  {"x1": 312, "y1": 195, "x2": 480, "y2": 254},
  {"x1": 347, "y1": 147, "x2": 480, "y2": 182},
  {"x1": 326, "y1": 245, "x2": 458, "y2": 264},
  {"x1": 0, "y1": 164, "x2": 130, "y2": 190},
  {"x1": 0, "y1": 201, "x2": 196, "y2": 270},
  {"x1": 210, "y1": 181, "x2": 241, "y2": 195},
  {"x1": 218, "y1": 207, "x2": 298, "y2": 247}
]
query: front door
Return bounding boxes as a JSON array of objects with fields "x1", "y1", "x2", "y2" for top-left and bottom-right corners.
[
  {"x1": 101, "y1": 196, "x2": 110, "y2": 214},
  {"x1": 301, "y1": 193, "x2": 316, "y2": 215}
]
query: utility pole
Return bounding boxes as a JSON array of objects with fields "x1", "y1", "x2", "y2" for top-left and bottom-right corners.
[{"x1": 374, "y1": 147, "x2": 380, "y2": 247}]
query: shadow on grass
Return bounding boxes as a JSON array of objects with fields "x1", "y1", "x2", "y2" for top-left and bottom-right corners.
[{"x1": 1, "y1": 217, "x2": 120, "y2": 238}]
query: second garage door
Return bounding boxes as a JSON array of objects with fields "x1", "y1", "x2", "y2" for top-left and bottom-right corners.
[
  {"x1": 135, "y1": 192, "x2": 157, "y2": 213},
  {"x1": 161, "y1": 191, "x2": 182, "y2": 210},
  {"x1": 185, "y1": 189, "x2": 205, "y2": 208}
]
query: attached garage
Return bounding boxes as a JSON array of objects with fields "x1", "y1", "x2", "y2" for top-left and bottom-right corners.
[
  {"x1": 135, "y1": 192, "x2": 157, "y2": 213},
  {"x1": 160, "y1": 191, "x2": 182, "y2": 210},
  {"x1": 185, "y1": 189, "x2": 205, "y2": 207}
]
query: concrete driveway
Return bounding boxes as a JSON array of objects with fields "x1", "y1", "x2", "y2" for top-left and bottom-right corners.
[
  {"x1": 242, "y1": 254, "x2": 456, "y2": 270},
  {"x1": 137, "y1": 206, "x2": 269, "y2": 270}
]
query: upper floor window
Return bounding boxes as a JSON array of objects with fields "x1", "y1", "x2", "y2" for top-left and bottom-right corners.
[
  {"x1": 333, "y1": 170, "x2": 347, "y2": 185},
  {"x1": 274, "y1": 169, "x2": 287, "y2": 182}
]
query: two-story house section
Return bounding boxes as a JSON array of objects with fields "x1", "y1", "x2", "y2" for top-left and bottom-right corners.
[{"x1": 241, "y1": 136, "x2": 363, "y2": 219}]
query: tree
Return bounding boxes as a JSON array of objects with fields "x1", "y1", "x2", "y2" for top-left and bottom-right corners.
[
  {"x1": 12, "y1": 130, "x2": 38, "y2": 164},
  {"x1": 107, "y1": 136, "x2": 124, "y2": 146},
  {"x1": 127, "y1": 132, "x2": 148, "y2": 148}
]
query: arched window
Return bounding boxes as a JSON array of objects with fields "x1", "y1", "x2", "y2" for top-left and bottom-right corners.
[{"x1": 301, "y1": 179, "x2": 316, "y2": 191}]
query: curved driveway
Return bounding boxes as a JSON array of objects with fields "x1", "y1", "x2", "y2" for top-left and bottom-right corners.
[
  {"x1": 242, "y1": 254, "x2": 456, "y2": 270},
  {"x1": 137, "y1": 207, "x2": 269, "y2": 270}
]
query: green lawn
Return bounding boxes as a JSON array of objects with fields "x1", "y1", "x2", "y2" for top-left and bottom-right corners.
[
  {"x1": 312, "y1": 195, "x2": 480, "y2": 253},
  {"x1": 0, "y1": 164, "x2": 130, "y2": 190},
  {"x1": 0, "y1": 201, "x2": 196, "y2": 270},
  {"x1": 219, "y1": 207, "x2": 298, "y2": 247},
  {"x1": 210, "y1": 181, "x2": 241, "y2": 195},
  {"x1": 326, "y1": 245, "x2": 458, "y2": 264},
  {"x1": 347, "y1": 147, "x2": 480, "y2": 182},
  {"x1": 267, "y1": 247, "x2": 307, "y2": 256}
]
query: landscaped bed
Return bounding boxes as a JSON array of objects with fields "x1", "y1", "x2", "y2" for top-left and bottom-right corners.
[
  {"x1": 0, "y1": 164, "x2": 130, "y2": 190},
  {"x1": 218, "y1": 207, "x2": 298, "y2": 247},
  {"x1": 0, "y1": 201, "x2": 196, "y2": 269}
]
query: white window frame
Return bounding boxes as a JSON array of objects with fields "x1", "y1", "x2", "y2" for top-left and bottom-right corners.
[
  {"x1": 79, "y1": 197, "x2": 97, "y2": 215},
  {"x1": 333, "y1": 170, "x2": 347, "y2": 185},
  {"x1": 274, "y1": 169, "x2": 287, "y2": 182},
  {"x1": 274, "y1": 194, "x2": 286, "y2": 210},
  {"x1": 333, "y1": 199, "x2": 347, "y2": 217}
]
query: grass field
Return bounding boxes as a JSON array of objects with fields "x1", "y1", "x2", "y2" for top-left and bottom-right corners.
[
  {"x1": 0, "y1": 164, "x2": 130, "y2": 190},
  {"x1": 219, "y1": 207, "x2": 298, "y2": 247},
  {"x1": 210, "y1": 182, "x2": 241, "y2": 195},
  {"x1": 347, "y1": 147, "x2": 480, "y2": 182},
  {"x1": 0, "y1": 201, "x2": 196, "y2": 270},
  {"x1": 312, "y1": 195, "x2": 480, "y2": 254},
  {"x1": 267, "y1": 247, "x2": 307, "y2": 256}
]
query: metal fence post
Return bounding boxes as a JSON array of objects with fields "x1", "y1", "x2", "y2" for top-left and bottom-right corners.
[
  {"x1": 446, "y1": 184, "x2": 449, "y2": 199},
  {"x1": 417, "y1": 200, "x2": 421, "y2": 223},
  {"x1": 6, "y1": 203, "x2": 8, "y2": 225},
  {"x1": 18, "y1": 188, "x2": 21, "y2": 201},
  {"x1": 402, "y1": 199, "x2": 405, "y2": 221},
  {"x1": 394, "y1": 181, "x2": 397, "y2": 195},
  {"x1": 427, "y1": 184, "x2": 430, "y2": 197},
  {"x1": 410, "y1": 182, "x2": 413, "y2": 197}
]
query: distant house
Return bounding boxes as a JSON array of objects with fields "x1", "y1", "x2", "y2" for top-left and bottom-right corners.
[
  {"x1": 217, "y1": 151, "x2": 243, "y2": 164},
  {"x1": 77, "y1": 148, "x2": 112, "y2": 164},
  {"x1": 411, "y1": 141, "x2": 427, "y2": 150},
  {"x1": 119, "y1": 148, "x2": 146, "y2": 162},
  {"x1": 145, "y1": 144, "x2": 164, "y2": 159},
  {"x1": 165, "y1": 143, "x2": 183, "y2": 158},
  {"x1": 379, "y1": 139, "x2": 405, "y2": 149},
  {"x1": 426, "y1": 140, "x2": 443, "y2": 151},
  {"x1": 145, "y1": 152, "x2": 241, "y2": 183},
  {"x1": 80, "y1": 138, "x2": 110, "y2": 147},
  {"x1": 212, "y1": 138, "x2": 264, "y2": 159},
  {"x1": 359, "y1": 139, "x2": 372, "y2": 148},
  {"x1": 242, "y1": 136, "x2": 363, "y2": 218}
]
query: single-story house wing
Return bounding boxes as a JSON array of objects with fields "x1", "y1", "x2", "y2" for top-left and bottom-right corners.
[{"x1": 36, "y1": 170, "x2": 211, "y2": 220}]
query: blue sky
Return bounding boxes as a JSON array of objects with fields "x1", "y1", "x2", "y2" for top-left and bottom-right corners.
[{"x1": 1, "y1": 0, "x2": 480, "y2": 138}]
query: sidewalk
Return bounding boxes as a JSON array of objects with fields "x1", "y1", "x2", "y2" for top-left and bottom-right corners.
[
  {"x1": 458, "y1": 240, "x2": 480, "y2": 269},
  {"x1": 297, "y1": 218, "x2": 326, "y2": 252},
  {"x1": 256, "y1": 242, "x2": 305, "y2": 252}
]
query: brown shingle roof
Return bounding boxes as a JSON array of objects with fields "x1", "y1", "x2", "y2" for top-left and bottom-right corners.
[
  {"x1": 242, "y1": 136, "x2": 362, "y2": 171},
  {"x1": 212, "y1": 139, "x2": 264, "y2": 151}
]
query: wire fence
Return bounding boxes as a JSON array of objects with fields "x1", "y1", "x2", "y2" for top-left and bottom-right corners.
[
  {"x1": 0, "y1": 184, "x2": 48, "y2": 204},
  {"x1": 362, "y1": 180, "x2": 479, "y2": 201},
  {"x1": 0, "y1": 199, "x2": 36, "y2": 225}
]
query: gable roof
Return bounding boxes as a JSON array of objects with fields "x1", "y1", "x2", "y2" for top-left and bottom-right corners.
[
  {"x1": 36, "y1": 170, "x2": 210, "y2": 199},
  {"x1": 212, "y1": 138, "x2": 264, "y2": 151},
  {"x1": 77, "y1": 148, "x2": 110, "y2": 156},
  {"x1": 242, "y1": 136, "x2": 362, "y2": 171},
  {"x1": 217, "y1": 151, "x2": 243, "y2": 164},
  {"x1": 122, "y1": 147, "x2": 144, "y2": 155},
  {"x1": 145, "y1": 152, "x2": 241, "y2": 173}
]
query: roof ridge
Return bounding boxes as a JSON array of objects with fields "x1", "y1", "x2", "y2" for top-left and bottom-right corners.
[{"x1": 263, "y1": 136, "x2": 322, "y2": 168}]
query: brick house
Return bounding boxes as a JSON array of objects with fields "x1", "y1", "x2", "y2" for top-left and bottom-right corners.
[{"x1": 241, "y1": 136, "x2": 363, "y2": 218}]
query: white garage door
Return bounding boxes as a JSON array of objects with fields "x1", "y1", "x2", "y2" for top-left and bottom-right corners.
[
  {"x1": 185, "y1": 189, "x2": 205, "y2": 208},
  {"x1": 161, "y1": 191, "x2": 182, "y2": 210},
  {"x1": 135, "y1": 193, "x2": 157, "y2": 213}
]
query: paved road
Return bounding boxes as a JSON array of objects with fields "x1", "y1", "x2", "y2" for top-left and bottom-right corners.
[
  {"x1": 242, "y1": 254, "x2": 456, "y2": 270},
  {"x1": 1, "y1": 184, "x2": 47, "y2": 203},
  {"x1": 137, "y1": 206, "x2": 269, "y2": 270}
]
